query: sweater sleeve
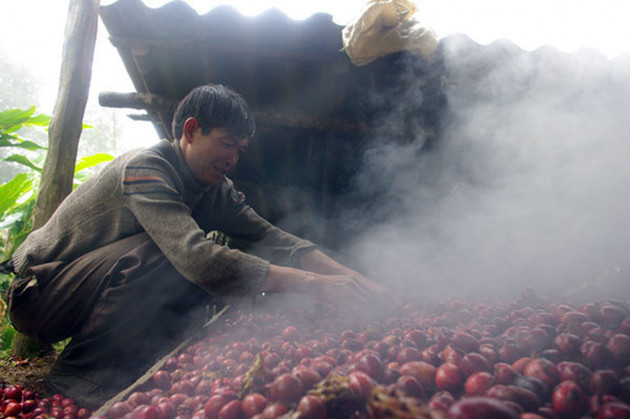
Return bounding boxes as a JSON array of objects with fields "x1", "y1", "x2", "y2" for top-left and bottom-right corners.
[
  {"x1": 197, "y1": 180, "x2": 317, "y2": 267},
  {"x1": 122, "y1": 154, "x2": 269, "y2": 297}
]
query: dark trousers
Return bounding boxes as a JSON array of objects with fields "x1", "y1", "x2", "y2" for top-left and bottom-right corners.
[{"x1": 7, "y1": 233, "x2": 211, "y2": 407}]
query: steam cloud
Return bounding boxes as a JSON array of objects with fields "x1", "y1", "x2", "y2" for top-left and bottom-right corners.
[{"x1": 342, "y1": 37, "x2": 630, "y2": 303}]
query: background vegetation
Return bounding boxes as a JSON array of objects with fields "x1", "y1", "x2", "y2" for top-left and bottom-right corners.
[{"x1": 0, "y1": 52, "x2": 117, "y2": 357}]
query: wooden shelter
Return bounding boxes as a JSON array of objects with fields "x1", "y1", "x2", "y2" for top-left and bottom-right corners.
[{"x1": 98, "y1": 0, "x2": 444, "y2": 250}]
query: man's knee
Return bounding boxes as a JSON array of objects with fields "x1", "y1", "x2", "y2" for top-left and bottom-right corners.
[{"x1": 7, "y1": 275, "x2": 44, "y2": 340}]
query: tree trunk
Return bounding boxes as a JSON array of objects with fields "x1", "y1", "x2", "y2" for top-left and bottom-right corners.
[{"x1": 12, "y1": 0, "x2": 100, "y2": 358}]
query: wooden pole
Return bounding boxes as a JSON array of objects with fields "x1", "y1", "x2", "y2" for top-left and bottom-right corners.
[
  {"x1": 12, "y1": 0, "x2": 100, "y2": 358},
  {"x1": 32, "y1": 0, "x2": 100, "y2": 228},
  {"x1": 99, "y1": 91, "x2": 175, "y2": 112},
  {"x1": 99, "y1": 91, "x2": 370, "y2": 134}
]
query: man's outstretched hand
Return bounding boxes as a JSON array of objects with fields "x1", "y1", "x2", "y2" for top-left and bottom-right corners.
[
  {"x1": 263, "y1": 265, "x2": 400, "y2": 313},
  {"x1": 309, "y1": 271, "x2": 400, "y2": 314},
  {"x1": 264, "y1": 248, "x2": 400, "y2": 313}
]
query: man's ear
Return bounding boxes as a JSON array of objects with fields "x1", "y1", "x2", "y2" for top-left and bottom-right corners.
[{"x1": 182, "y1": 117, "x2": 199, "y2": 142}]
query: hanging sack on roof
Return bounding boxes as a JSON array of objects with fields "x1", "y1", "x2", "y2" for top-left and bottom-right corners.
[{"x1": 342, "y1": 0, "x2": 438, "y2": 66}]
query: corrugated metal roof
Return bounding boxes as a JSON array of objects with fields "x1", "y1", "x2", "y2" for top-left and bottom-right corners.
[{"x1": 99, "y1": 0, "x2": 377, "y2": 139}]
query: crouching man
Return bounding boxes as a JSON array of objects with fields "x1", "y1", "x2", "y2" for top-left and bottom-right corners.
[{"x1": 6, "y1": 84, "x2": 392, "y2": 407}]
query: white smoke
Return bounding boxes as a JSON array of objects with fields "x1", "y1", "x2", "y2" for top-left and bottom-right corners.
[{"x1": 343, "y1": 37, "x2": 630, "y2": 303}]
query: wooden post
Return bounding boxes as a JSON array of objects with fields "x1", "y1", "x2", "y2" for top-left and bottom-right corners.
[
  {"x1": 12, "y1": 0, "x2": 100, "y2": 357},
  {"x1": 32, "y1": 0, "x2": 100, "y2": 228}
]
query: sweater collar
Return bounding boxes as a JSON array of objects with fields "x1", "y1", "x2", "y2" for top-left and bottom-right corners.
[{"x1": 170, "y1": 139, "x2": 212, "y2": 195}]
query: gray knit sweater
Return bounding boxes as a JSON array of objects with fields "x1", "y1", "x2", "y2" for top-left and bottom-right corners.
[{"x1": 12, "y1": 139, "x2": 315, "y2": 296}]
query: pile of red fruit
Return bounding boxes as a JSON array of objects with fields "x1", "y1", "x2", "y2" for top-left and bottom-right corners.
[
  {"x1": 19, "y1": 289, "x2": 629, "y2": 419},
  {"x1": 0, "y1": 384, "x2": 91, "y2": 419},
  {"x1": 93, "y1": 290, "x2": 630, "y2": 418}
]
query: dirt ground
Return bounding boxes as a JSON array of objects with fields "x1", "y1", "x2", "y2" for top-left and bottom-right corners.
[{"x1": 0, "y1": 352, "x2": 56, "y2": 397}]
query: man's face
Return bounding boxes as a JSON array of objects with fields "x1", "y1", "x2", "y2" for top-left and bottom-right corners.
[{"x1": 181, "y1": 124, "x2": 249, "y2": 186}]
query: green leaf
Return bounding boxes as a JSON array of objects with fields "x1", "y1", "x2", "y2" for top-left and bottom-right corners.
[
  {"x1": 0, "y1": 198, "x2": 35, "y2": 231},
  {"x1": 0, "y1": 106, "x2": 51, "y2": 134},
  {"x1": 0, "y1": 139, "x2": 46, "y2": 151},
  {"x1": 73, "y1": 172, "x2": 88, "y2": 187},
  {"x1": 0, "y1": 323, "x2": 16, "y2": 352},
  {"x1": 3, "y1": 154, "x2": 42, "y2": 172},
  {"x1": 0, "y1": 106, "x2": 37, "y2": 133},
  {"x1": 25, "y1": 113, "x2": 51, "y2": 127},
  {"x1": 74, "y1": 153, "x2": 114, "y2": 173},
  {"x1": 0, "y1": 106, "x2": 36, "y2": 124},
  {"x1": 0, "y1": 174, "x2": 32, "y2": 217},
  {"x1": 16, "y1": 140, "x2": 46, "y2": 151},
  {"x1": 0, "y1": 138, "x2": 18, "y2": 147},
  {"x1": 0, "y1": 274, "x2": 14, "y2": 293}
]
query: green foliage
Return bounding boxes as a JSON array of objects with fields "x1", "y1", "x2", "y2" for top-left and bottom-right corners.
[
  {"x1": 0, "y1": 107, "x2": 113, "y2": 261},
  {"x1": 73, "y1": 153, "x2": 114, "y2": 185},
  {"x1": 0, "y1": 107, "x2": 47, "y2": 263},
  {"x1": 0, "y1": 106, "x2": 50, "y2": 131},
  {"x1": 0, "y1": 106, "x2": 48, "y2": 173},
  {"x1": 0, "y1": 106, "x2": 113, "y2": 355},
  {"x1": 0, "y1": 173, "x2": 32, "y2": 217},
  {"x1": 0, "y1": 319, "x2": 15, "y2": 355}
]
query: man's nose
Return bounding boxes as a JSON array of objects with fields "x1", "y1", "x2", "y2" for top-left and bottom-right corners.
[{"x1": 227, "y1": 150, "x2": 239, "y2": 167}]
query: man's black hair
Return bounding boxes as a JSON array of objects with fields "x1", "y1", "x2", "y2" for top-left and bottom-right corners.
[{"x1": 171, "y1": 84, "x2": 256, "y2": 140}]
